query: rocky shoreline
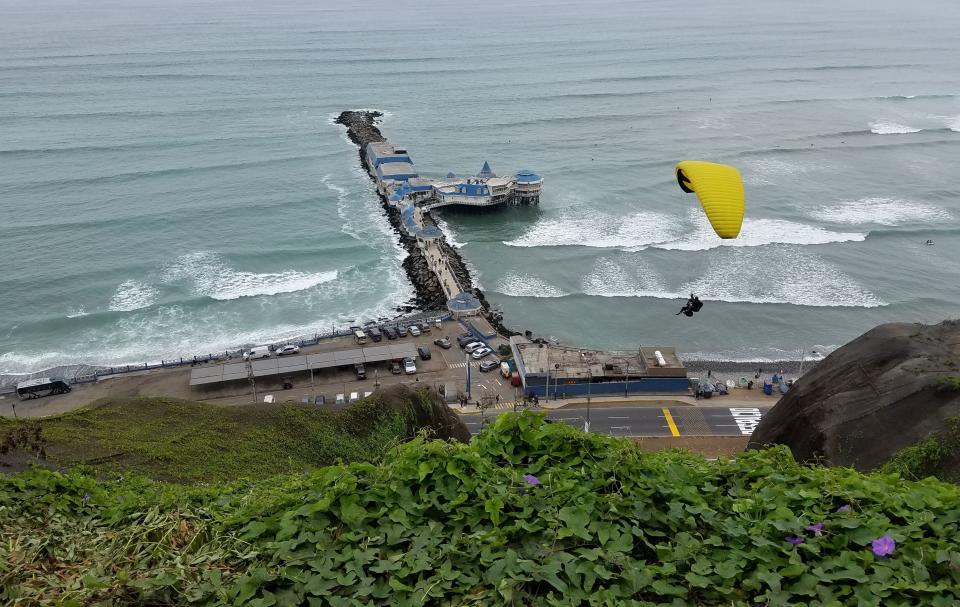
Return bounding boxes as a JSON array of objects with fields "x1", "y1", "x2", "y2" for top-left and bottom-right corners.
[{"x1": 335, "y1": 110, "x2": 518, "y2": 336}]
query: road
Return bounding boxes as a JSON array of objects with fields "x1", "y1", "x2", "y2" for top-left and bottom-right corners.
[{"x1": 459, "y1": 405, "x2": 770, "y2": 437}]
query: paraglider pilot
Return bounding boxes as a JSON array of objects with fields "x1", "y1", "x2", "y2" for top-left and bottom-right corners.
[{"x1": 675, "y1": 293, "x2": 703, "y2": 317}]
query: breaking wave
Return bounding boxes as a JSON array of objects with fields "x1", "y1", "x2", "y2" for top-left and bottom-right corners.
[
  {"x1": 108, "y1": 280, "x2": 159, "y2": 312},
  {"x1": 870, "y1": 121, "x2": 921, "y2": 134},
  {"x1": 812, "y1": 197, "x2": 951, "y2": 226},
  {"x1": 160, "y1": 252, "x2": 338, "y2": 301}
]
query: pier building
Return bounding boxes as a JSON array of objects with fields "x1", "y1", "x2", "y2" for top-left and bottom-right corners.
[{"x1": 509, "y1": 336, "x2": 689, "y2": 397}]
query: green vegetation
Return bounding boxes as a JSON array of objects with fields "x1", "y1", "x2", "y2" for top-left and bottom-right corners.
[
  {"x1": 0, "y1": 396, "x2": 407, "y2": 483},
  {"x1": 3, "y1": 413, "x2": 960, "y2": 606},
  {"x1": 934, "y1": 376, "x2": 960, "y2": 393},
  {"x1": 882, "y1": 417, "x2": 960, "y2": 483}
]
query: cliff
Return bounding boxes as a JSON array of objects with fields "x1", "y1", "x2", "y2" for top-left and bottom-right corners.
[{"x1": 748, "y1": 319, "x2": 960, "y2": 472}]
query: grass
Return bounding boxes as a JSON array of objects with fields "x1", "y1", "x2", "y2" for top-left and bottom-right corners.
[
  {"x1": 881, "y1": 416, "x2": 960, "y2": 483},
  {"x1": 0, "y1": 396, "x2": 407, "y2": 483}
]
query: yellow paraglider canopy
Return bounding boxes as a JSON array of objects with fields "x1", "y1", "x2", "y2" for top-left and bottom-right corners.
[{"x1": 675, "y1": 161, "x2": 744, "y2": 239}]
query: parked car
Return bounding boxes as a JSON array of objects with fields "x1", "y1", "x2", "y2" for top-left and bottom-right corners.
[
  {"x1": 390, "y1": 361, "x2": 402, "y2": 375},
  {"x1": 349, "y1": 392, "x2": 359, "y2": 403},
  {"x1": 464, "y1": 341, "x2": 485, "y2": 354},
  {"x1": 276, "y1": 344, "x2": 300, "y2": 356},
  {"x1": 300, "y1": 395, "x2": 312, "y2": 404},
  {"x1": 419, "y1": 322, "x2": 431, "y2": 334},
  {"x1": 434, "y1": 337, "x2": 452, "y2": 349},
  {"x1": 456, "y1": 333, "x2": 475, "y2": 348},
  {"x1": 397, "y1": 325, "x2": 408, "y2": 337},
  {"x1": 243, "y1": 346, "x2": 272, "y2": 360},
  {"x1": 403, "y1": 357, "x2": 417, "y2": 374},
  {"x1": 409, "y1": 325, "x2": 421, "y2": 337},
  {"x1": 383, "y1": 325, "x2": 398, "y2": 340},
  {"x1": 472, "y1": 347, "x2": 492, "y2": 360},
  {"x1": 314, "y1": 395, "x2": 325, "y2": 406},
  {"x1": 335, "y1": 393, "x2": 345, "y2": 406},
  {"x1": 417, "y1": 345, "x2": 431, "y2": 360},
  {"x1": 479, "y1": 359, "x2": 499, "y2": 372},
  {"x1": 354, "y1": 363, "x2": 366, "y2": 380},
  {"x1": 366, "y1": 326, "x2": 382, "y2": 342}
]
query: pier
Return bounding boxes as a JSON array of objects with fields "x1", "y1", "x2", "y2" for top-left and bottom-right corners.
[{"x1": 336, "y1": 110, "x2": 541, "y2": 319}]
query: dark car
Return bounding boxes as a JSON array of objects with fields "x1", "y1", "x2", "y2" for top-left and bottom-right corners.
[
  {"x1": 417, "y1": 346, "x2": 431, "y2": 361},
  {"x1": 390, "y1": 361, "x2": 402, "y2": 375},
  {"x1": 479, "y1": 359, "x2": 499, "y2": 372},
  {"x1": 383, "y1": 326, "x2": 398, "y2": 340},
  {"x1": 456, "y1": 333, "x2": 475, "y2": 348},
  {"x1": 354, "y1": 363, "x2": 366, "y2": 380},
  {"x1": 366, "y1": 326, "x2": 382, "y2": 342},
  {"x1": 419, "y1": 322, "x2": 431, "y2": 334},
  {"x1": 314, "y1": 395, "x2": 325, "y2": 406},
  {"x1": 433, "y1": 337, "x2": 452, "y2": 349},
  {"x1": 396, "y1": 325, "x2": 408, "y2": 337}
]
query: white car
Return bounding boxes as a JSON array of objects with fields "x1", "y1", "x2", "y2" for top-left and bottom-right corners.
[
  {"x1": 471, "y1": 347, "x2": 492, "y2": 360},
  {"x1": 408, "y1": 325, "x2": 421, "y2": 337},
  {"x1": 464, "y1": 341, "x2": 484, "y2": 354},
  {"x1": 276, "y1": 344, "x2": 300, "y2": 356},
  {"x1": 404, "y1": 357, "x2": 417, "y2": 374}
]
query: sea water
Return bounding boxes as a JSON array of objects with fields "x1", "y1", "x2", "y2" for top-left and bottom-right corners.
[{"x1": 1, "y1": 0, "x2": 959, "y2": 376}]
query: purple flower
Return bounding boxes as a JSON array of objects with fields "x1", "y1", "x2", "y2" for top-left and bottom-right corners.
[
  {"x1": 785, "y1": 537, "x2": 805, "y2": 545},
  {"x1": 872, "y1": 535, "x2": 896, "y2": 557},
  {"x1": 837, "y1": 505, "x2": 852, "y2": 513},
  {"x1": 522, "y1": 474, "x2": 541, "y2": 486},
  {"x1": 806, "y1": 523, "x2": 824, "y2": 537}
]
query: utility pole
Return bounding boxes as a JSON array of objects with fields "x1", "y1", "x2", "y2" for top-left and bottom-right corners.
[{"x1": 585, "y1": 369, "x2": 592, "y2": 433}]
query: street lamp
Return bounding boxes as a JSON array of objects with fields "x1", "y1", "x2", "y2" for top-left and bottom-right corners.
[{"x1": 585, "y1": 368, "x2": 592, "y2": 433}]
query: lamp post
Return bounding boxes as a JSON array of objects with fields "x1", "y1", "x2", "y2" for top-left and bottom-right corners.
[{"x1": 585, "y1": 368, "x2": 592, "y2": 433}]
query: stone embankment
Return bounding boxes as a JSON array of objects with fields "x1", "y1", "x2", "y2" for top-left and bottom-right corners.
[{"x1": 335, "y1": 110, "x2": 519, "y2": 336}]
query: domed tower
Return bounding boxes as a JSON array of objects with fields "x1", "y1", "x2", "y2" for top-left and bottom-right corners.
[{"x1": 513, "y1": 169, "x2": 543, "y2": 204}]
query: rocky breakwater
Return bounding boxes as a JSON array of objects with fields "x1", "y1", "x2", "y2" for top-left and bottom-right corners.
[
  {"x1": 335, "y1": 111, "x2": 444, "y2": 310},
  {"x1": 748, "y1": 319, "x2": 960, "y2": 471}
]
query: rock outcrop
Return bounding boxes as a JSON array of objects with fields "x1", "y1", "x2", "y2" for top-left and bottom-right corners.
[{"x1": 748, "y1": 320, "x2": 960, "y2": 471}]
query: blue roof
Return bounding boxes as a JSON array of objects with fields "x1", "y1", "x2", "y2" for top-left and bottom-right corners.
[
  {"x1": 399, "y1": 204, "x2": 442, "y2": 240},
  {"x1": 447, "y1": 291, "x2": 482, "y2": 311},
  {"x1": 478, "y1": 161, "x2": 496, "y2": 178},
  {"x1": 446, "y1": 172, "x2": 456, "y2": 178},
  {"x1": 516, "y1": 169, "x2": 541, "y2": 183}
]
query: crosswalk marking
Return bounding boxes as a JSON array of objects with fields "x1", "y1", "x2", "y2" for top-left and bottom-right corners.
[{"x1": 448, "y1": 361, "x2": 480, "y2": 369}]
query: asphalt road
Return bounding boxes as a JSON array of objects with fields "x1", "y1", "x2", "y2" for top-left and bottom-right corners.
[{"x1": 459, "y1": 405, "x2": 770, "y2": 437}]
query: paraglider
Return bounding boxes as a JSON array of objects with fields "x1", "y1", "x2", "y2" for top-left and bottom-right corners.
[
  {"x1": 675, "y1": 293, "x2": 704, "y2": 318},
  {"x1": 675, "y1": 161, "x2": 745, "y2": 239}
]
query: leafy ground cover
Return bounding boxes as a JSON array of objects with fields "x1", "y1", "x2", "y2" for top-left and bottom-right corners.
[
  {"x1": 3, "y1": 412, "x2": 960, "y2": 606},
  {"x1": 882, "y1": 416, "x2": 960, "y2": 483},
  {"x1": 0, "y1": 396, "x2": 407, "y2": 483}
]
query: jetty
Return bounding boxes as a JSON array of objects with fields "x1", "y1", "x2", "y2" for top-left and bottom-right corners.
[{"x1": 336, "y1": 110, "x2": 541, "y2": 322}]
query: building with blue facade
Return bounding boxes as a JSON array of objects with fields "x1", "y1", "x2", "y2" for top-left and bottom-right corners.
[{"x1": 509, "y1": 336, "x2": 689, "y2": 397}]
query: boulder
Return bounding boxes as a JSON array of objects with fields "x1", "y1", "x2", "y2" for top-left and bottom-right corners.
[{"x1": 747, "y1": 320, "x2": 960, "y2": 471}]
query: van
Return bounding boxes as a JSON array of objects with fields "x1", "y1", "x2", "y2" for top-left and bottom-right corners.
[
  {"x1": 244, "y1": 346, "x2": 271, "y2": 360},
  {"x1": 354, "y1": 363, "x2": 366, "y2": 380},
  {"x1": 354, "y1": 329, "x2": 368, "y2": 345},
  {"x1": 367, "y1": 326, "x2": 382, "y2": 342}
]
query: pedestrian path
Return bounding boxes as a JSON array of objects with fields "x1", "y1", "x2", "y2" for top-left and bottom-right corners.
[{"x1": 448, "y1": 361, "x2": 480, "y2": 369}]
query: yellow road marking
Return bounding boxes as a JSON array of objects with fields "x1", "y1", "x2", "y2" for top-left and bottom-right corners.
[{"x1": 662, "y1": 408, "x2": 680, "y2": 437}]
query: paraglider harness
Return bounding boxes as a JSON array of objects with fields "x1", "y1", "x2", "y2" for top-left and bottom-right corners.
[{"x1": 676, "y1": 294, "x2": 704, "y2": 317}]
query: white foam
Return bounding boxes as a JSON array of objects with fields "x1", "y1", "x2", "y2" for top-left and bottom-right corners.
[
  {"x1": 161, "y1": 252, "x2": 338, "y2": 301},
  {"x1": 495, "y1": 271, "x2": 567, "y2": 298},
  {"x1": 504, "y1": 209, "x2": 682, "y2": 250},
  {"x1": 650, "y1": 211, "x2": 866, "y2": 251},
  {"x1": 581, "y1": 248, "x2": 884, "y2": 308},
  {"x1": 66, "y1": 306, "x2": 88, "y2": 318},
  {"x1": 870, "y1": 121, "x2": 921, "y2": 134},
  {"x1": 434, "y1": 217, "x2": 467, "y2": 248},
  {"x1": 812, "y1": 197, "x2": 950, "y2": 226},
  {"x1": 948, "y1": 115, "x2": 960, "y2": 132},
  {"x1": 108, "y1": 280, "x2": 159, "y2": 311}
]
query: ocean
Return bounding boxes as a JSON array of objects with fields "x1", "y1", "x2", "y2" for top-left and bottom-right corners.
[{"x1": 2, "y1": 0, "x2": 959, "y2": 377}]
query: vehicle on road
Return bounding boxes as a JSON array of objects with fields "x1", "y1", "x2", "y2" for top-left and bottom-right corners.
[
  {"x1": 479, "y1": 360, "x2": 499, "y2": 372},
  {"x1": 314, "y1": 395, "x2": 325, "y2": 405},
  {"x1": 335, "y1": 393, "x2": 345, "y2": 406},
  {"x1": 276, "y1": 344, "x2": 300, "y2": 356},
  {"x1": 456, "y1": 333, "x2": 475, "y2": 348},
  {"x1": 16, "y1": 378, "x2": 72, "y2": 400},
  {"x1": 471, "y1": 347, "x2": 492, "y2": 359},
  {"x1": 300, "y1": 395, "x2": 312, "y2": 404},
  {"x1": 403, "y1": 357, "x2": 417, "y2": 374},
  {"x1": 397, "y1": 325, "x2": 408, "y2": 337},
  {"x1": 349, "y1": 392, "x2": 359, "y2": 403},
  {"x1": 354, "y1": 363, "x2": 366, "y2": 380},
  {"x1": 434, "y1": 337, "x2": 452, "y2": 349},
  {"x1": 464, "y1": 341, "x2": 485, "y2": 354},
  {"x1": 417, "y1": 345, "x2": 431, "y2": 360},
  {"x1": 409, "y1": 325, "x2": 421, "y2": 337},
  {"x1": 243, "y1": 346, "x2": 272, "y2": 360},
  {"x1": 390, "y1": 361, "x2": 402, "y2": 374}
]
